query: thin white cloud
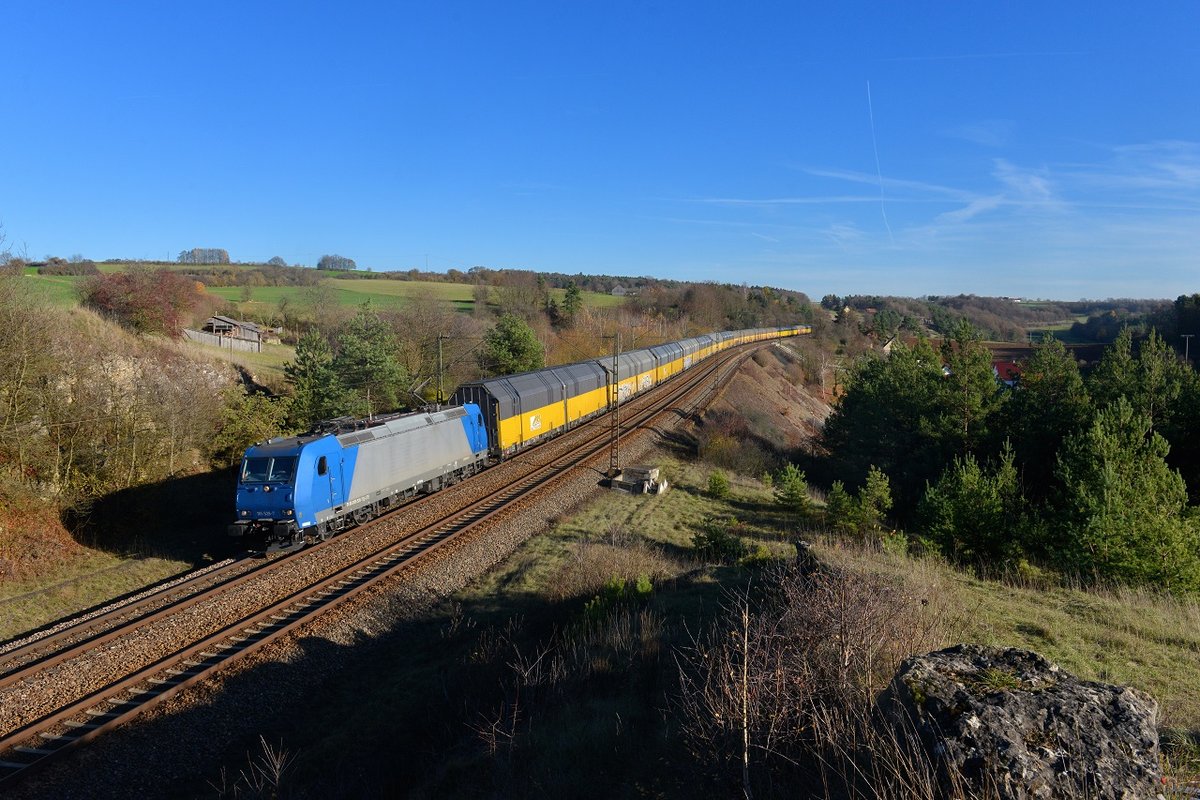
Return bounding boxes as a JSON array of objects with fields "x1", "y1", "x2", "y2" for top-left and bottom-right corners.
[
  {"x1": 993, "y1": 159, "x2": 1058, "y2": 204},
  {"x1": 825, "y1": 222, "x2": 866, "y2": 248},
  {"x1": 1062, "y1": 141, "x2": 1200, "y2": 193},
  {"x1": 800, "y1": 167, "x2": 976, "y2": 201},
  {"x1": 936, "y1": 195, "x2": 1006, "y2": 223}
]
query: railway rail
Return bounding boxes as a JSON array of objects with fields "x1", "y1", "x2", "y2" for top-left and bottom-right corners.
[{"x1": 0, "y1": 341, "x2": 767, "y2": 788}]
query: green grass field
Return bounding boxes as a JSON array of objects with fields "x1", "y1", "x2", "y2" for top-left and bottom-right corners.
[
  {"x1": 24, "y1": 266, "x2": 623, "y2": 317},
  {"x1": 19, "y1": 272, "x2": 85, "y2": 305}
]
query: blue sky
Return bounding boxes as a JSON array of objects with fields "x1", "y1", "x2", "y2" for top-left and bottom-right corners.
[{"x1": 4, "y1": 2, "x2": 1198, "y2": 300}]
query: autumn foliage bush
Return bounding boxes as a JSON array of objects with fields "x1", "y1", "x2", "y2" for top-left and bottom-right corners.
[
  {"x1": 81, "y1": 268, "x2": 205, "y2": 335},
  {"x1": 0, "y1": 486, "x2": 82, "y2": 581}
]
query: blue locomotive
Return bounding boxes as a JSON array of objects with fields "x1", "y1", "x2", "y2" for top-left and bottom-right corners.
[
  {"x1": 229, "y1": 404, "x2": 489, "y2": 550},
  {"x1": 230, "y1": 325, "x2": 812, "y2": 550}
]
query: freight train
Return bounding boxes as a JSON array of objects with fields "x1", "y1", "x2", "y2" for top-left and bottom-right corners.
[{"x1": 230, "y1": 325, "x2": 810, "y2": 551}]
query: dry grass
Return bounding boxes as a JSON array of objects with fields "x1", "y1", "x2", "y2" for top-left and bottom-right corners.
[
  {"x1": 814, "y1": 540, "x2": 1200, "y2": 732},
  {"x1": 673, "y1": 561, "x2": 955, "y2": 798},
  {"x1": 0, "y1": 552, "x2": 196, "y2": 640}
]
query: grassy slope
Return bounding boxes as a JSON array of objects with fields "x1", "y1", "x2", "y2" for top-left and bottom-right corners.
[
  {"x1": 818, "y1": 545, "x2": 1200, "y2": 729},
  {"x1": 0, "y1": 556, "x2": 198, "y2": 641}
]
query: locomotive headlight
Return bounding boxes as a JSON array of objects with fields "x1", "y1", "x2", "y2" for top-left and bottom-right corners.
[
  {"x1": 285, "y1": 509, "x2": 293, "y2": 516},
  {"x1": 241, "y1": 510, "x2": 249, "y2": 517}
]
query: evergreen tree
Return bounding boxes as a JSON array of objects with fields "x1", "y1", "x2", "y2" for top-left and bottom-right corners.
[
  {"x1": 821, "y1": 337, "x2": 953, "y2": 520},
  {"x1": 918, "y1": 444, "x2": 1025, "y2": 568},
  {"x1": 1132, "y1": 330, "x2": 1191, "y2": 433},
  {"x1": 774, "y1": 463, "x2": 811, "y2": 517},
  {"x1": 1054, "y1": 398, "x2": 1200, "y2": 590},
  {"x1": 858, "y1": 465, "x2": 893, "y2": 535},
  {"x1": 824, "y1": 480, "x2": 857, "y2": 534},
  {"x1": 936, "y1": 321, "x2": 1004, "y2": 456},
  {"x1": 284, "y1": 329, "x2": 350, "y2": 429},
  {"x1": 562, "y1": 282, "x2": 584, "y2": 320},
  {"x1": 1000, "y1": 336, "x2": 1092, "y2": 503},
  {"x1": 1087, "y1": 327, "x2": 1138, "y2": 409},
  {"x1": 482, "y1": 313, "x2": 544, "y2": 375},
  {"x1": 707, "y1": 469, "x2": 731, "y2": 499},
  {"x1": 333, "y1": 305, "x2": 407, "y2": 416}
]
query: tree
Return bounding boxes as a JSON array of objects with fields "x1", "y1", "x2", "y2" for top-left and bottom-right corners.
[
  {"x1": 284, "y1": 329, "x2": 351, "y2": 429},
  {"x1": 936, "y1": 321, "x2": 1004, "y2": 456},
  {"x1": 707, "y1": 470, "x2": 731, "y2": 499},
  {"x1": 1054, "y1": 397, "x2": 1200, "y2": 590},
  {"x1": 211, "y1": 389, "x2": 292, "y2": 467},
  {"x1": 482, "y1": 313, "x2": 544, "y2": 375},
  {"x1": 493, "y1": 271, "x2": 542, "y2": 319},
  {"x1": 333, "y1": 305, "x2": 407, "y2": 416},
  {"x1": 821, "y1": 337, "x2": 950, "y2": 520},
  {"x1": 317, "y1": 254, "x2": 357, "y2": 271},
  {"x1": 1086, "y1": 328, "x2": 1199, "y2": 497},
  {"x1": 918, "y1": 445, "x2": 1025, "y2": 568},
  {"x1": 773, "y1": 463, "x2": 811, "y2": 517},
  {"x1": 267, "y1": 256, "x2": 287, "y2": 267},
  {"x1": 177, "y1": 248, "x2": 230, "y2": 264},
  {"x1": 857, "y1": 465, "x2": 893, "y2": 535},
  {"x1": 824, "y1": 481, "x2": 857, "y2": 534},
  {"x1": 999, "y1": 336, "x2": 1092, "y2": 503},
  {"x1": 1087, "y1": 327, "x2": 1138, "y2": 409},
  {"x1": 562, "y1": 282, "x2": 584, "y2": 321}
]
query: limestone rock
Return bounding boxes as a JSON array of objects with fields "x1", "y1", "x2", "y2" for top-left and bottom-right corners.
[{"x1": 881, "y1": 644, "x2": 1162, "y2": 799}]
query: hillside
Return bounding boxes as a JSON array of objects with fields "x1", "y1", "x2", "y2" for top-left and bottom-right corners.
[{"x1": 163, "y1": 342, "x2": 1195, "y2": 794}]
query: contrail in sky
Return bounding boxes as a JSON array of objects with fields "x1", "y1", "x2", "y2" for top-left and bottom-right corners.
[{"x1": 866, "y1": 81, "x2": 894, "y2": 244}]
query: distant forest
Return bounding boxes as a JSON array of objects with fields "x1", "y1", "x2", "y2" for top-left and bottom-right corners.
[{"x1": 826, "y1": 293, "x2": 1175, "y2": 344}]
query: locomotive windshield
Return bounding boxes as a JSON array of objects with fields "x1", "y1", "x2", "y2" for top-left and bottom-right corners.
[{"x1": 241, "y1": 456, "x2": 298, "y2": 484}]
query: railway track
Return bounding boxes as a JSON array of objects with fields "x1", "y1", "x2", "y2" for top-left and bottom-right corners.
[{"x1": 0, "y1": 341, "x2": 764, "y2": 788}]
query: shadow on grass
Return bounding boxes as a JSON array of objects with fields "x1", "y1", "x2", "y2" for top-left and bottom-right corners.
[
  {"x1": 62, "y1": 467, "x2": 240, "y2": 564},
  {"x1": 106, "y1": 569, "x2": 742, "y2": 799}
]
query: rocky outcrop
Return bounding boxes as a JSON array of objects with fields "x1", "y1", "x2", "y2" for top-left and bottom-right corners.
[{"x1": 881, "y1": 644, "x2": 1162, "y2": 799}]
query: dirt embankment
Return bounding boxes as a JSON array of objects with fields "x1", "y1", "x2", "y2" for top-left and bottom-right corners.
[{"x1": 704, "y1": 342, "x2": 831, "y2": 457}]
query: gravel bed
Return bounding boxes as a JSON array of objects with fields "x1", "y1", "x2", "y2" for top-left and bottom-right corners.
[{"x1": 5, "y1": 351, "x2": 738, "y2": 799}]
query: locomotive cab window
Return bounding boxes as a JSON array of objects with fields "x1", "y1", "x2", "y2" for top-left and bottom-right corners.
[
  {"x1": 241, "y1": 456, "x2": 298, "y2": 484},
  {"x1": 317, "y1": 456, "x2": 328, "y2": 476},
  {"x1": 241, "y1": 458, "x2": 270, "y2": 483},
  {"x1": 269, "y1": 457, "x2": 297, "y2": 483}
]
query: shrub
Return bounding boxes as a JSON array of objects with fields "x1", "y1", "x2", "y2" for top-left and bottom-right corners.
[
  {"x1": 675, "y1": 563, "x2": 949, "y2": 796},
  {"x1": 39, "y1": 258, "x2": 98, "y2": 276},
  {"x1": 80, "y1": 269, "x2": 204, "y2": 336},
  {"x1": 582, "y1": 574, "x2": 654, "y2": 624},
  {"x1": 825, "y1": 480, "x2": 858, "y2": 534},
  {"x1": 707, "y1": 469, "x2": 731, "y2": 500},
  {"x1": 774, "y1": 463, "x2": 811, "y2": 517},
  {"x1": 692, "y1": 516, "x2": 748, "y2": 563},
  {"x1": 880, "y1": 530, "x2": 909, "y2": 556}
]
